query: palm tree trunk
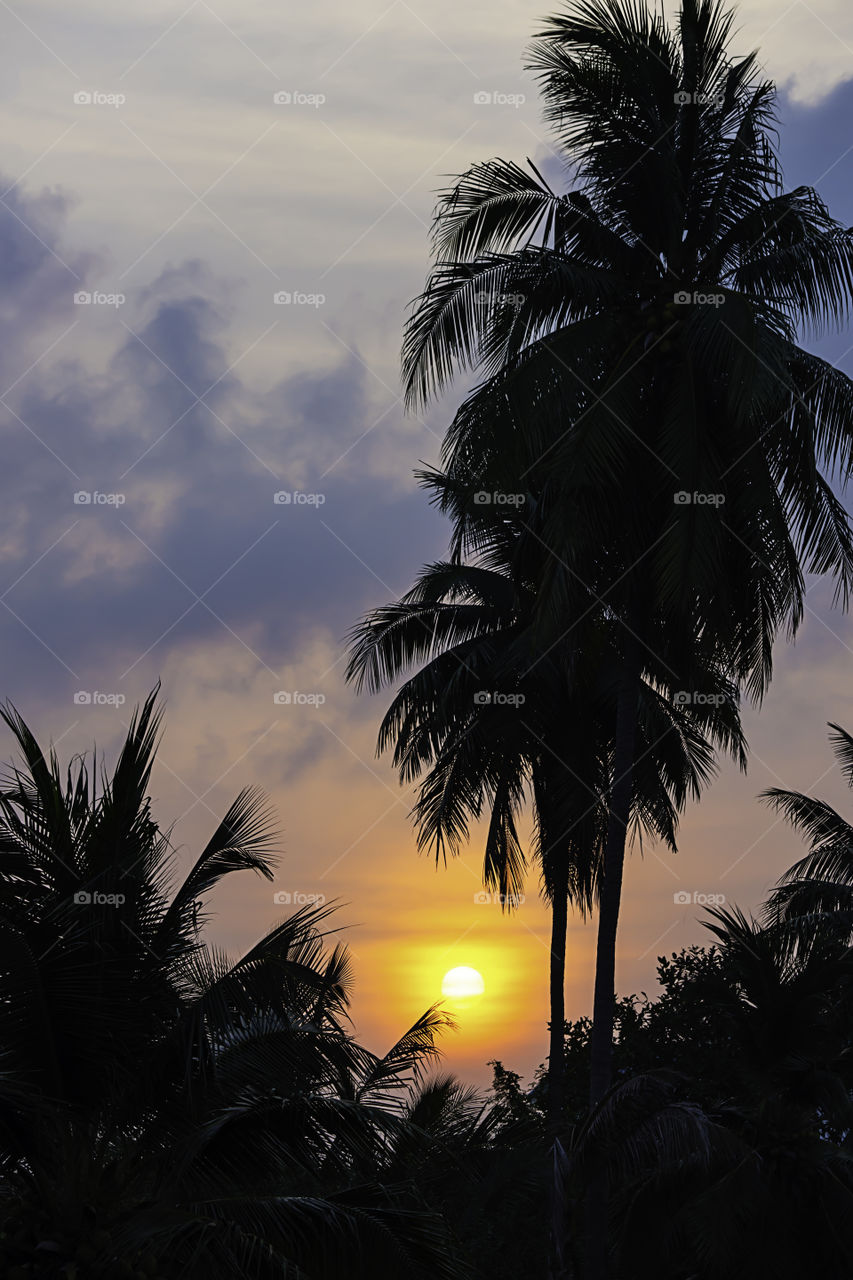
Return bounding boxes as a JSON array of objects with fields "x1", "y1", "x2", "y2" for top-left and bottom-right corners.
[
  {"x1": 548, "y1": 857, "x2": 569, "y2": 1137},
  {"x1": 589, "y1": 649, "x2": 639, "y2": 1105},
  {"x1": 549, "y1": 854, "x2": 570, "y2": 1280},
  {"x1": 584, "y1": 644, "x2": 639, "y2": 1280}
]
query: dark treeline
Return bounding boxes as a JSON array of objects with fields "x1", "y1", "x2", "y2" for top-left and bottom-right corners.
[{"x1": 3, "y1": 698, "x2": 853, "y2": 1279}]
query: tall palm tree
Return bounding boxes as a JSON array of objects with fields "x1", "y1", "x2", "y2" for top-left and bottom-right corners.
[
  {"x1": 346, "y1": 501, "x2": 745, "y2": 1138},
  {"x1": 0, "y1": 691, "x2": 469, "y2": 1280},
  {"x1": 401, "y1": 0, "x2": 853, "y2": 1114},
  {"x1": 348, "y1": 515, "x2": 745, "y2": 1280}
]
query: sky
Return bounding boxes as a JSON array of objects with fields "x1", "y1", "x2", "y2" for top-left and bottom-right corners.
[{"x1": 3, "y1": 0, "x2": 853, "y2": 1086}]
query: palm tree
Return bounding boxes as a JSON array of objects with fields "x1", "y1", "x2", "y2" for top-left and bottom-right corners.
[
  {"x1": 400, "y1": 0, "x2": 853, "y2": 1115},
  {"x1": 346, "y1": 487, "x2": 745, "y2": 1280},
  {"x1": 382, "y1": 1073, "x2": 550, "y2": 1280},
  {"x1": 0, "y1": 691, "x2": 470, "y2": 1280},
  {"x1": 762, "y1": 722, "x2": 853, "y2": 943}
]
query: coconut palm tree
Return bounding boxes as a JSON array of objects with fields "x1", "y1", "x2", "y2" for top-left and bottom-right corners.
[
  {"x1": 400, "y1": 0, "x2": 853, "y2": 1117},
  {"x1": 0, "y1": 691, "x2": 470, "y2": 1280},
  {"x1": 347, "y1": 521, "x2": 743, "y2": 1116},
  {"x1": 762, "y1": 722, "x2": 853, "y2": 946},
  {"x1": 383, "y1": 1073, "x2": 550, "y2": 1280},
  {"x1": 347, "y1": 475, "x2": 745, "y2": 1280}
]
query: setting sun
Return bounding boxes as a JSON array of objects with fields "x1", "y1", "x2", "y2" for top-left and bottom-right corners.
[{"x1": 441, "y1": 966, "x2": 486, "y2": 999}]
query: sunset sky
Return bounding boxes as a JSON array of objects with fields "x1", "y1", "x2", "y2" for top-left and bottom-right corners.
[{"x1": 3, "y1": 0, "x2": 853, "y2": 1085}]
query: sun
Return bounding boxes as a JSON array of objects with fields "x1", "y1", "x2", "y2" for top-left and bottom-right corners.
[{"x1": 441, "y1": 966, "x2": 485, "y2": 999}]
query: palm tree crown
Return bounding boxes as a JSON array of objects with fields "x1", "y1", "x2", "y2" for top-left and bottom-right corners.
[{"x1": 0, "y1": 691, "x2": 472, "y2": 1280}]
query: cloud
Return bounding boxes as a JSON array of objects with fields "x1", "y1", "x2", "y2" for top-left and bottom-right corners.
[{"x1": 0, "y1": 176, "x2": 446, "y2": 716}]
